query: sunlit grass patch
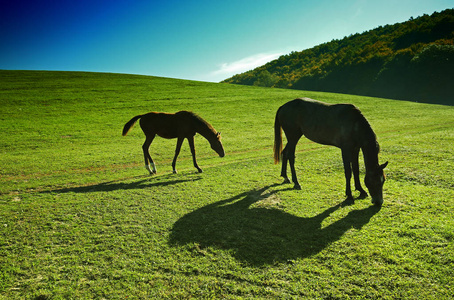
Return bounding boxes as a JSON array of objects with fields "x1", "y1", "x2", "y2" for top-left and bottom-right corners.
[{"x1": 1, "y1": 71, "x2": 453, "y2": 298}]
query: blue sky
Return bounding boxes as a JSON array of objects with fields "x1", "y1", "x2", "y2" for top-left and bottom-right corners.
[{"x1": 1, "y1": 0, "x2": 453, "y2": 82}]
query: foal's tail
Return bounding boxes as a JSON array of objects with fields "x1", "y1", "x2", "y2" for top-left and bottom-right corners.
[
  {"x1": 122, "y1": 115, "x2": 143, "y2": 136},
  {"x1": 273, "y1": 108, "x2": 283, "y2": 164}
]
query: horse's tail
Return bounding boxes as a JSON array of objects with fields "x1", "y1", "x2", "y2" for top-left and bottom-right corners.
[
  {"x1": 122, "y1": 115, "x2": 143, "y2": 136},
  {"x1": 273, "y1": 108, "x2": 283, "y2": 164}
]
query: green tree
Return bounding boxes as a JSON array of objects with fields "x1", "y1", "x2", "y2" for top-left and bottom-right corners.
[{"x1": 253, "y1": 70, "x2": 278, "y2": 87}]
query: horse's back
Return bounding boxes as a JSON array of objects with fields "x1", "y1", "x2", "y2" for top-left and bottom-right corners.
[
  {"x1": 278, "y1": 98, "x2": 362, "y2": 147},
  {"x1": 280, "y1": 98, "x2": 356, "y2": 115},
  {"x1": 277, "y1": 98, "x2": 342, "y2": 128}
]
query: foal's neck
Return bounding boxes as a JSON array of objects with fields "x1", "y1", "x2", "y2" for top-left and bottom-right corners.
[{"x1": 194, "y1": 119, "x2": 217, "y2": 142}]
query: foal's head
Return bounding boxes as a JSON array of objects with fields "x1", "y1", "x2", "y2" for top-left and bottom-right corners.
[
  {"x1": 365, "y1": 161, "x2": 388, "y2": 206},
  {"x1": 210, "y1": 132, "x2": 225, "y2": 157}
]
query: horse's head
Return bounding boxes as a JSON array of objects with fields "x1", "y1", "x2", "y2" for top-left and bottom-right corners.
[
  {"x1": 211, "y1": 132, "x2": 225, "y2": 157},
  {"x1": 365, "y1": 161, "x2": 388, "y2": 206}
]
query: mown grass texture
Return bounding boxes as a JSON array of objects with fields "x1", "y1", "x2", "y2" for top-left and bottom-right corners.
[{"x1": 0, "y1": 70, "x2": 453, "y2": 299}]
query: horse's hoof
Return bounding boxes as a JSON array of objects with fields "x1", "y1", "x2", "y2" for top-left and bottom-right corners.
[
  {"x1": 358, "y1": 191, "x2": 368, "y2": 199},
  {"x1": 371, "y1": 198, "x2": 383, "y2": 206},
  {"x1": 197, "y1": 169, "x2": 203, "y2": 173},
  {"x1": 282, "y1": 178, "x2": 291, "y2": 184},
  {"x1": 294, "y1": 184, "x2": 302, "y2": 190},
  {"x1": 173, "y1": 170, "x2": 178, "y2": 174},
  {"x1": 342, "y1": 197, "x2": 355, "y2": 206}
]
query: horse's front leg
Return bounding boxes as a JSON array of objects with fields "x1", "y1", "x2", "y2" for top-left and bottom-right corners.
[
  {"x1": 341, "y1": 149, "x2": 354, "y2": 202},
  {"x1": 352, "y1": 148, "x2": 367, "y2": 199},
  {"x1": 172, "y1": 137, "x2": 184, "y2": 174},
  {"x1": 187, "y1": 136, "x2": 202, "y2": 173}
]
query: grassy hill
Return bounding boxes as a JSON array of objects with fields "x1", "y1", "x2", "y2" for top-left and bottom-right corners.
[
  {"x1": 223, "y1": 9, "x2": 454, "y2": 105},
  {"x1": 1, "y1": 71, "x2": 453, "y2": 298}
]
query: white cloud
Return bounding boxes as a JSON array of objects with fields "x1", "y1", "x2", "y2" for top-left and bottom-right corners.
[{"x1": 212, "y1": 52, "x2": 283, "y2": 76}]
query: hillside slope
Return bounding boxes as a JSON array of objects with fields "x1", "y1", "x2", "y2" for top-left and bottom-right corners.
[
  {"x1": 1, "y1": 71, "x2": 453, "y2": 298},
  {"x1": 223, "y1": 9, "x2": 454, "y2": 105}
]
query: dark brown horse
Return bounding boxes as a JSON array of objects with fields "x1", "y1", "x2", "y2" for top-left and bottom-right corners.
[
  {"x1": 123, "y1": 111, "x2": 225, "y2": 174},
  {"x1": 274, "y1": 98, "x2": 388, "y2": 206}
]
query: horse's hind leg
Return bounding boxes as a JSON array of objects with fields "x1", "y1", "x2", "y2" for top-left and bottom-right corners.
[
  {"x1": 281, "y1": 144, "x2": 291, "y2": 184},
  {"x1": 142, "y1": 134, "x2": 157, "y2": 174},
  {"x1": 284, "y1": 141, "x2": 301, "y2": 190}
]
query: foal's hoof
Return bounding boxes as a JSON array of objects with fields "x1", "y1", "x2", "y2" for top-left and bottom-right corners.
[
  {"x1": 173, "y1": 170, "x2": 178, "y2": 174},
  {"x1": 294, "y1": 184, "x2": 302, "y2": 190},
  {"x1": 282, "y1": 178, "x2": 291, "y2": 184},
  {"x1": 145, "y1": 165, "x2": 156, "y2": 175},
  {"x1": 197, "y1": 168, "x2": 203, "y2": 173}
]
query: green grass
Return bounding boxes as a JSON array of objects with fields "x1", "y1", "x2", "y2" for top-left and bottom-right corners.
[{"x1": 1, "y1": 70, "x2": 453, "y2": 299}]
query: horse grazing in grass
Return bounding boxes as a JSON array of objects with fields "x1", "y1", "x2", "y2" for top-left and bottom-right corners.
[
  {"x1": 274, "y1": 98, "x2": 388, "y2": 206},
  {"x1": 123, "y1": 111, "x2": 225, "y2": 174}
]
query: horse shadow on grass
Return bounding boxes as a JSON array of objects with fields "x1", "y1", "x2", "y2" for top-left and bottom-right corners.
[
  {"x1": 169, "y1": 184, "x2": 380, "y2": 265},
  {"x1": 41, "y1": 175, "x2": 202, "y2": 194}
]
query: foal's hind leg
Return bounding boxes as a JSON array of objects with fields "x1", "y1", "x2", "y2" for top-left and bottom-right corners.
[{"x1": 142, "y1": 134, "x2": 157, "y2": 174}]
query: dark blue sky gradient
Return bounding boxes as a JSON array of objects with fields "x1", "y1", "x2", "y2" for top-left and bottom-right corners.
[{"x1": 1, "y1": 0, "x2": 453, "y2": 82}]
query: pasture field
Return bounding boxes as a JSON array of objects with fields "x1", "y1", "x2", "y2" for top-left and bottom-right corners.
[{"x1": 1, "y1": 70, "x2": 453, "y2": 299}]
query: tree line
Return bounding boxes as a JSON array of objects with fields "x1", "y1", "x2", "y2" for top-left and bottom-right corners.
[{"x1": 222, "y1": 9, "x2": 454, "y2": 105}]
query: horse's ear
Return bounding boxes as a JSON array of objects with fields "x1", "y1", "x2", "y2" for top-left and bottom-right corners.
[
  {"x1": 217, "y1": 132, "x2": 221, "y2": 137},
  {"x1": 380, "y1": 161, "x2": 388, "y2": 170}
]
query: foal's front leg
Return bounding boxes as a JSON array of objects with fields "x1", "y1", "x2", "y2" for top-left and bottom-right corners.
[
  {"x1": 188, "y1": 136, "x2": 202, "y2": 173},
  {"x1": 172, "y1": 137, "x2": 184, "y2": 174}
]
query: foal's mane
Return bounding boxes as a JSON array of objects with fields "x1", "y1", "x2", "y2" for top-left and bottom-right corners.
[{"x1": 187, "y1": 111, "x2": 218, "y2": 138}]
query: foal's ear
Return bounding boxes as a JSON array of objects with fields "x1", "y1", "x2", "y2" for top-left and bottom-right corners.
[
  {"x1": 380, "y1": 161, "x2": 388, "y2": 170},
  {"x1": 217, "y1": 132, "x2": 221, "y2": 138}
]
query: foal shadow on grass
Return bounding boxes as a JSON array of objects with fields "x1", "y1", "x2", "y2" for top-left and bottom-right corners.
[
  {"x1": 41, "y1": 175, "x2": 201, "y2": 194},
  {"x1": 169, "y1": 184, "x2": 380, "y2": 265}
]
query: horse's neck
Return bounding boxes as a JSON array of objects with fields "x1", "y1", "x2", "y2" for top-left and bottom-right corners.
[
  {"x1": 357, "y1": 118, "x2": 379, "y2": 171},
  {"x1": 361, "y1": 139, "x2": 379, "y2": 171}
]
